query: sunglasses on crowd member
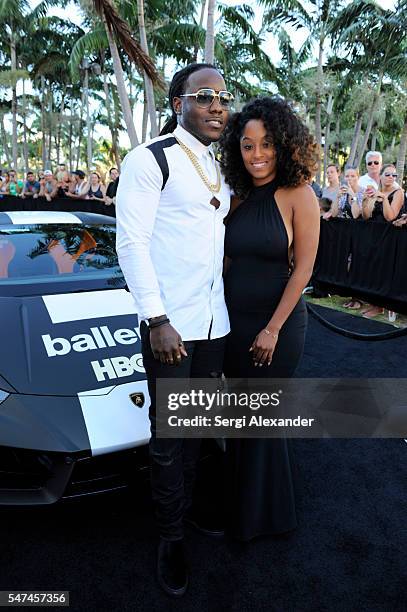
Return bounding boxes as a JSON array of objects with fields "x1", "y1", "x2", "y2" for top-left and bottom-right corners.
[
  {"x1": 180, "y1": 88, "x2": 234, "y2": 109},
  {"x1": 367, "y1": 160, "x2": 380, "y2": 165},
  {"x1": 384, "y1": 172, "x2": 398, "y2": 178}
]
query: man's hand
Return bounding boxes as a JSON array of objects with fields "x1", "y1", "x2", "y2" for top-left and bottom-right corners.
[{"x1": 150, "y1": 323, "x2": 188, "y2": 365}]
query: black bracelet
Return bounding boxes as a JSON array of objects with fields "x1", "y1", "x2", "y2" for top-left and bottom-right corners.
[{"x1": 149, "y1": 318, "x2": 170, "y2": 329}]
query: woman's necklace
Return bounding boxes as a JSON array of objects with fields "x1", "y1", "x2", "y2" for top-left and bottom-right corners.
[{"x1": 174, "y1": 135, "x2": 221, "y2": 195}]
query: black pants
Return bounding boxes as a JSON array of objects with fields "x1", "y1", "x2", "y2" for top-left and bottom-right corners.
[{"x1": 141, "y1": 322, "x2": 226, "y2": 541}]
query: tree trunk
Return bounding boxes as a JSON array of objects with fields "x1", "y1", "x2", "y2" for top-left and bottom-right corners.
[
  {"x1": 84, "y1": 67, "x2": 92, "y2": 170},
  {"x1": 102, "y1": 73, "x2": 120, "y2": 169},
  {"x1": 56, "y1": 87, "x2": 66, "y2": 165},
  {"x1": 47, "y1": 84, "x2": 52, "y2": 169},
  {"x1": 41, "y1": 76, "x2": 47, "y2": 167},
  {"x1": 204, "y1": 0, "x2": 216, "y2": 63},
  {"x1": 334, "y1": 115, "x2": 340, "y2": 162},
  {"x1": 314, "y1": 37, "x2": 324, "y2": 183},
  {"x1": 112, "y1": 93, "x2": 121, "y2": 169},
  {"x1": 355, "y1": 72, "x2": 383, "y2": 169},
  {"x1": 193, "y1": 0, "x2": 207, "y2": 62},
  {"x1": 141, "y1": 95, "x2": 148, "y2": 142},
  {"x1": 10, "y1": 35, "x2": 18, "y2": 169},
  {"x1": 76, "y1": 87, "x2": 86, "y2": 169},
  {"x1": 322, "y1": 93, "x2": 333, "y2": 184},
  {"x1": 396, "y1": 114, "x2": 407, "y2": 185},
  {"x1": 370, "y1": 124, "x2": 377, "y2": 151},
  {"x1": 0, "y1": 113, "x2": 12, "y2": 166},
  {"x1": 137, "y1": 0, "x2": 158, "y2": 138},
  {"x1": 103, "y1": 17, "x2": 139, "y2": 148},
  {"x1": 68, "y1": 103, "x2": 73, "y2": 170},
  {"x1": 22, "y1": 79, "x2": 29, "y2": 172},
  {"x1": 348, "y1": 112, "x2": 362, "y2": 166}
]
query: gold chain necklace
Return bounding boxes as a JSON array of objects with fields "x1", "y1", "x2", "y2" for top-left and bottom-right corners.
[{"x1": 174, "y1": 135, "x2": 221, "y2": 194}]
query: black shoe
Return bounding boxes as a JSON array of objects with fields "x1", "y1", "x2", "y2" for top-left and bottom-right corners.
[
  {"x1": 157, "y1": 538, "x2": 188, "y2": 597},
  {"x1": 184, "y1": 511, "x2": 225, "y2": 537}
]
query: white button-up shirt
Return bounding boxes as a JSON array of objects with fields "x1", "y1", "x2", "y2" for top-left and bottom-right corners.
[{"x1": 116, "y1": 124, "x2": 231, "y2": 341}]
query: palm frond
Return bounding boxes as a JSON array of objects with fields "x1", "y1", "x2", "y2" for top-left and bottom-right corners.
[
  {"x1": 93, "y1": 0, "x2": 162, "y2": 86},
  {"x1": 0, "y1": 68, "x2": 29, "y2": 87},
  {"x1": 260, "y1": 0, "x2": 313, "y2": 30},
  {"x1": 69, "y1": 28, "x2": 108, "y2": 79}
]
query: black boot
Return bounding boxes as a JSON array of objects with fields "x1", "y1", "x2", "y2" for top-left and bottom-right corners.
[
  {"x1": 157, "y1": 538, "x2": 188, "y2": 597},
  {"x1": 184, "y1": 509, "x2": 225, "y2": 537}
]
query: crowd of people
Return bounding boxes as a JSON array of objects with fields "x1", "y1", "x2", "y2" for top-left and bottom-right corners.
[
  {"x1": 2, "y1": 153, "x2": 405, "y2": 226},
  {"x1": 310, "y1": 151, "x2": 406, "y2": 318},
  {"x1": 314, "y1": 151, "x2": 406, "y2": 227},
  {"x1": 0, "y1": 165, "x2": 120, "y2": 206}
]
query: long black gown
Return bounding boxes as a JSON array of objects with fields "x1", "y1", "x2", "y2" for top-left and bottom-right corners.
[{"x1": 223, "y1": 178, "x2": 307, "y2": 541}]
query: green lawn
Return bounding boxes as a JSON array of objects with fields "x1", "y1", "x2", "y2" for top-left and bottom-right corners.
[{"x1": 304, "y1": 294, "x2": 407, "y2": 329}]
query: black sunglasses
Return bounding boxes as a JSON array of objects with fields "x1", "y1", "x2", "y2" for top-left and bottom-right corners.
[
  {"x1": 367, "y1": 160, "x2": 380, "y2": 166},
  {"x1": 384, "y1": 172, "x2": 398, "y2": 178},
  {"x1": 180, "y1": 88, "x2": 234, "y2": 109}
]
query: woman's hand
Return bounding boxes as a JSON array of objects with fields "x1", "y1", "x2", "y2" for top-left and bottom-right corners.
[
  {"x1": 374, "y1": 190, "x2": 387, "y2": 202},
  {"x1": 249, "y1": 328, "x2": 279, "y2": 367}
]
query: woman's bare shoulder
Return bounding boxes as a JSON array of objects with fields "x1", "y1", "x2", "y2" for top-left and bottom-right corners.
[{"x1": 277, "y1": 183, "x2": 318, "y2": 208}]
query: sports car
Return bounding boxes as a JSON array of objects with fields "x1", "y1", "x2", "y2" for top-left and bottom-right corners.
[{"x1": 0, "y1": 210, "x2": 151, "y2": 505}]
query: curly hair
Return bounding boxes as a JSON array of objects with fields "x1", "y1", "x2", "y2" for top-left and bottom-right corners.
[{"x1": 218, "y1": 96, "x2": 319, "y2": 198}]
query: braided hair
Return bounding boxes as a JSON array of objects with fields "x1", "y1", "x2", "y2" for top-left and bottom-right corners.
[{"x1": 160, "y1": 63, "x2": 219, "y2": 136}]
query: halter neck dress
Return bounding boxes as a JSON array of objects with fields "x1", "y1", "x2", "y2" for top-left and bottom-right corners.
[{"x1": 223, "y1": 178, "x2": 307, "y2": 540}]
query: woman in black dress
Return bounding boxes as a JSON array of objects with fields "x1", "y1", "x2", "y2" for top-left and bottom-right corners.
[{"x1": 219, "y1": 97, "x2": 320, "y2": 541}]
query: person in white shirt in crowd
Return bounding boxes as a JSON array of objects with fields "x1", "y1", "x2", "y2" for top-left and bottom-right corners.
[
  {"x1": 66, "y1": 170, "x2": 87, "y2": 199},
  {"x1": 116, "y1": 63, "x2": 232, "y2": 598},
  {"x1": 39, "y1": 169, "x2": 58, "y2": 202},
  {"x1": 358, "y1": 151, "x2": 382, "y2": 190},
  {"x1": 322, "y1": 163, "x2": 341, "y2": 203}
]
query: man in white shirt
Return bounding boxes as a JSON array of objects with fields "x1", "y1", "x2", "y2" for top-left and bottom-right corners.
[
  {"x1": 116, "y1": 63, "x2": 232, "y2": 597},
  {"x1": 358, "y1": 151, "x2": 382, "y2": 190}
]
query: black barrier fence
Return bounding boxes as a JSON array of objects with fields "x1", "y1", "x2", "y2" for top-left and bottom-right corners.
[
  {"x1": 313, "y1": 218, "x2": 407, "y2": 315},
  {"x1": 1, "y1": 196, "x2": 406, "y2": 314},
  {"x1": 0, "y1": 194, "x2": 116, "y2": 218}
]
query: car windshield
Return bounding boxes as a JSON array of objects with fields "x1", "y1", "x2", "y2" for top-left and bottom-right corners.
[{"x1": 0, "y1": 223, "x2": 125, "y2": 296}]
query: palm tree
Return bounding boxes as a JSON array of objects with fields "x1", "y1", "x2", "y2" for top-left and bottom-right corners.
[
  {"x1": 204, "y1": 0, "x2": 216, "y2": 63},
  {"x1": 35, "y1": 0, "x2": 162, "y2": 148},
  {"x1": 137, "y1": 0, "x2": 158, "y2": 137},
  {"x1": 92, "y1": 0, "x2": 155, "y2": 147},
  {"x1": 274, "y1": 28, "x2": 311, "y2": 102},
  {"x1": 397, "y1": 113, "x2": 407, "y2": 183},
  {"x1": 330, "y1": 0, "x2": 407, "y2": 168},
  {"x1": 260, "y1": 0, "x2": 344, "y2": 182},
  {"x1": 0, "y1": 0, "x2": 30, "y2": 168}
]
